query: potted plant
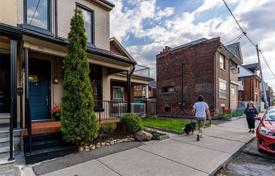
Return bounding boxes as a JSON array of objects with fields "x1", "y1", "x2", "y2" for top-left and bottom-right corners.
[{"x1": 51, "y1": 104, "x2": 61, "y2": 121}]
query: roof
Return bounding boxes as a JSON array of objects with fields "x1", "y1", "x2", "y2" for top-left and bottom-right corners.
[
  {"x1": 0, "y1": 23, "x2": 135, "y2": 65},
  {"x1": 171, "y1": 38, "x2": 208, "y2": 51},
  {"x1": 243, "y1": 63, "x2": 259, "y2": 71},
  {"x1": 99, "y1": 0, "x2": 115, "y2": 7},
  {"x1": 110, "y1": 37, "x2": 137, "y2": 64},
  {"x1": 226, "y1": 42, "x2": 239, "y2": 55},
  {"x1": 149, "y1": 81, "x2": 156, "y2": 88}
]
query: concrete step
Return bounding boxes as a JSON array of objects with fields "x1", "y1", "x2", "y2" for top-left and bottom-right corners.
[
  {"x1": 0, "y1": 137, "x2": 20, "y2": 148},
  {"x1": 0, "y1": 113, "x2": 10, "y2": 119},
  {"x1": 0, "y1": 129, "x2": 21, "y2": 138}
]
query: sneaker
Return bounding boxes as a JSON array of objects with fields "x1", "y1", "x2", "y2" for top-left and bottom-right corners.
[
  {"x1": 249, "y1": 130, "x2": 251, "y2": 133},
  {"x1": 252, "y1": 130, "x2": 255, "y2": 134},
  {"x1": 197, "y1": 134, "x2": 200, "y2": 141}
]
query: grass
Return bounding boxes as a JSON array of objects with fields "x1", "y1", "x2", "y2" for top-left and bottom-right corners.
[
  {"x1": 141, "y1": 117, "x2": 191, "y2": 134},
  {"x1": 223, "y1": 111, "x2": 243, "y2": 118}
]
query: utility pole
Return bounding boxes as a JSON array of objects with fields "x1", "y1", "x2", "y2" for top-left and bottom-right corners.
[{"x1": 256, "y1": 44, "x2": 269, "y2": 108}]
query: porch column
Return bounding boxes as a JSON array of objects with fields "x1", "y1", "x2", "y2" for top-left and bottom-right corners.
[
  {"x1": 24, "y1": 48, "x2": 32, "y2": 153},
  {"x1": 145, "y1": 85, "x2": 149, "y2": 99},
  {"x1": 9, "y1": 39, "x2": 17, "y2": 160},
  {"x1": 127, "y1": 71, "x2": 131, "y2": 113}
]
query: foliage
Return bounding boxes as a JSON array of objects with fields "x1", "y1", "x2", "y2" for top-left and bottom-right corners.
[
  {"x1": 142, "y1": 117, "x2": 190, "y2": 134},
  {"x1": 100, "y1": 123, "x2": 117, "y2": 135},
  {"x1": 51, "y1": 104, "x2": 61, "y2": 121},
  {"x1": 121, "y1": 113, "x2": 143, "y2": 134},
  {"x1": 61, "y1": 10, "x2": 99, "y2": 145},
  {"x1": 223, "y1": 111, "x2": 243, "y2": 118}
]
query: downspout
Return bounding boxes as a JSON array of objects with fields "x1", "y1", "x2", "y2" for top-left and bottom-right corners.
[
  {"x1": 127, "y1": 64, "x2": 135, "y2": 113},
  {"x1": 181, "y1": 63, "x2": 184, "y2": 105},
  {"x1": 228, "y1": 61, "x2": 231, "y2": 110},
  {"x1": 54, "y1": 0, "x2": 58, "y2": 37}
]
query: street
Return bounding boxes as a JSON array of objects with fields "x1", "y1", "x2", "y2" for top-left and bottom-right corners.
[{"x1": 216, "y1": 139, "x2": 275, "y2": 176}]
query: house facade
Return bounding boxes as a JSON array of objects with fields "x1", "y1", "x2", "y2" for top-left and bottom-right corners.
[
  {"x1": 238, "y1": 64, "x2": 261, "y2": 103},
  {"x1": 156, "y1": 38, "x2": 243, "y2": 117},
  {"x1": 0, "y1": 0, "x2": 152, "y2": 163}
]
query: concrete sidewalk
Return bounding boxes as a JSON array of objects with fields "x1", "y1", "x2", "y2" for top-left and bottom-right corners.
[{"x1": 37, "y1": 118, "x2": 255, "y2": 176}]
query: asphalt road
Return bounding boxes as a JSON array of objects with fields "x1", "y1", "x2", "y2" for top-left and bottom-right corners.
[{"x1": 215, "y1": 138, "x2": 275, "y2": 176}]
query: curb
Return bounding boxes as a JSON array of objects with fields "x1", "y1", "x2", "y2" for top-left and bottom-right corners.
[{"x1": 210, "y1": 136, "x2": 256, "y2": 176}]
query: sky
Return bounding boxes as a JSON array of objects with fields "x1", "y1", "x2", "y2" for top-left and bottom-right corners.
[{"x1": 109, "y1": 0, "x2": 275, "y2": 90}]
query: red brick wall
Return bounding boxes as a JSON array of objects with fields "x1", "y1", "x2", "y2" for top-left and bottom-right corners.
[
  {"x1": 156, "y1": 38, "x2": 221, "y2": 116},
  {"x1": 238, "y1": 76, "x2": 261, "y2": 102}
]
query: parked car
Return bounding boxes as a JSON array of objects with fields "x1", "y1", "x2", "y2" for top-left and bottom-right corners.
[{"x1": 256, "y1": 106, "x2": 275, "y2": 153}]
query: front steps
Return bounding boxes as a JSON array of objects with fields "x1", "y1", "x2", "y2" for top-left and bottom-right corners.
[
  {"x1": 24, "y1": 132, "x2": 78, "y2": 164},
  {"x1": 0, "y1": 128, "x2": 21, "y2": 175}
]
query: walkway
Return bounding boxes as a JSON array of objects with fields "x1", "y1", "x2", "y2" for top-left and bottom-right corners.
[{"x1": 28, "y1": 118, "x2": 256, "y2": 176}]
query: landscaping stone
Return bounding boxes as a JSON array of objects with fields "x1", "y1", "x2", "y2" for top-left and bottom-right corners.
[
  {"x1": 89, "y1": 144, "x2": 96, "y2": 150},
  {"x1": 101, "y1": 142, "x2": 106, "y2": 147},
  {"x1": 134, "y1": 130, "x2": 153, "y2": 141},
  {"x1": 96, "y1": 143, "x2": 101, "y2": 148},
  {"x1": 79, "y1": 147, "x2": 84, "y2": 152},
  {"x1": 85, "y1": 146, "x2": 90, "y2": 151}
]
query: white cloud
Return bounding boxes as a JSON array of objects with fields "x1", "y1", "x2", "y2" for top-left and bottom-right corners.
[{"x1": 110, "y1": 0, "x2": 275, "y2": 89}]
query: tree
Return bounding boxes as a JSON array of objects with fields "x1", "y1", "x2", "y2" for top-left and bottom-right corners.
[{"x1": 61, "y1": 10, "x2": 99, "y2": 145}]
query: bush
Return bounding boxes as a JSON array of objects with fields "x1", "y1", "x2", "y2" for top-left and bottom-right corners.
[
  {"x1": 100, "y1": 123, "x2": 117, "y2": 135},
  {"x1": 121, "y1": 113, "x2": 143, "y2": 134},
  {"x1": 61, "y1": 10, "x2": 99, "y2": 145}
]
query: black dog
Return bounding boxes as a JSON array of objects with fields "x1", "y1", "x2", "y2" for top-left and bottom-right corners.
[{"x1": 184, "y1": 121, "x2": 196, "y2": 135}]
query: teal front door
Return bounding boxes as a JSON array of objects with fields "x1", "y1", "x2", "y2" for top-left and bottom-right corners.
[{"x1": 29, "y1": 59, "x2": 51, "y2": 120}]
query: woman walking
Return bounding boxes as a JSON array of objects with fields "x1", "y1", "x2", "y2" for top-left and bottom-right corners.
[
  {"x1": 192, "y1": 95, "x2": 211, "y2": 141},
  {"x1": 244, "y1": 101, "x2": 259, "y2": 133}
]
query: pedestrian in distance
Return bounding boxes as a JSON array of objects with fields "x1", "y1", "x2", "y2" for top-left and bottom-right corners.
[
  {"x1": 244, "y1": 101, "x2": 259, "y2": 134},
  {"x1": 192, "y1": 95, "x2": 211, "y2": 141}
]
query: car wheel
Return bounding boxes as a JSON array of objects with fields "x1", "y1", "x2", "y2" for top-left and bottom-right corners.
[{"x1": 258, "y1": 148, "x2": 265, "y2": 153}]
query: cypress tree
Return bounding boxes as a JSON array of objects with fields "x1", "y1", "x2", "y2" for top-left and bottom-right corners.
[{"x1": 61, "y1": 10, "x2": 99, "y2": 145}]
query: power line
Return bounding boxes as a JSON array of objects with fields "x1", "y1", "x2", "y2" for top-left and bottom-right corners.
[
  {"x1": 225, "y1": 33, "x2": 243, "y2": 45},
  {"x1": 259, "y1": 50, "x2": 275, "y2": 78},
  {"x1": 222, "y1": 0, "x2": 256, "y2": 47}
]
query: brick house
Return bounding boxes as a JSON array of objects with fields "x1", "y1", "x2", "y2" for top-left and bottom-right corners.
[
  {"x1": 238, "y1": 63, "x2": 261, "y2": 103},
  {"x1": 156, "y1": 37, "x2": 243, "y2": 117}
]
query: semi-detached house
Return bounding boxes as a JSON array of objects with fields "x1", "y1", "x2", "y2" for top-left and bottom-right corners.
[{"x1": 0, "y1": 0, "x2": 152, "y2": 164}]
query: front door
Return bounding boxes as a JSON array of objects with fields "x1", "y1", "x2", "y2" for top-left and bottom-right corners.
[
  {"x1": 29, "y1": 59, "x2": 51, "y2": 120},
  {"x1": 0, "y1": 54, "x2": 10, "y2": 113}
]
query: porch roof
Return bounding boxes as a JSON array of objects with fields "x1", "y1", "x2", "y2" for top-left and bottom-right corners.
[
  {"x1": 21, "y1": 28, "x2": 135, "y2": 65},
  {"x1": 0, "y1": 23, "x2": 135, "y2": 66}
]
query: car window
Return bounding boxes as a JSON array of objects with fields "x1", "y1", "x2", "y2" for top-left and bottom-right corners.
[{"x1": 266, "y1": 112, "x2": 275, "y2": 121}]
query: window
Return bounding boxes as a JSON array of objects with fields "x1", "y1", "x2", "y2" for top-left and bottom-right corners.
[
  {"x1": 24, "y1": 0, "x2": 51, "y2": 30},
  {"x1": 112, "y1": 86, "x2": 124, "y2": 102},
  {"x1": 162, "y1": 86, "x2": 175, "y2": 93},
  {"x1": 76, "y1": 5, "x2": 94, "y2": 44},
  {"x1": 219, "y1": 79, "x2": 227, "y2": 98},
  {"x1": 89, "y1": 64, "x2": 102, "y2": 110},
  {"x1": 231, "y1": 87, "x2": 235, "y2": 96},
  {"x1": 220, "y1": 54, "x2": 225, "y2": 70}
]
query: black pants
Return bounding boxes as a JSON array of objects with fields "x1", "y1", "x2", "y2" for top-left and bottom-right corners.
[{"x1": 246, "y1": 118, "x2": 255, "y2": 129}]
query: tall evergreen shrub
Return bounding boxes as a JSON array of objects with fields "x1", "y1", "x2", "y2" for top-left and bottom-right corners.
[{"x1": 61, "y1": 10, "x2": 99, "y2": 145}]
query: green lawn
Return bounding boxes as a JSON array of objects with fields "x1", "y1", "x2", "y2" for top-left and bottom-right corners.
[{"x1": 142, "y1": 117, "x2": 191, "y2": 133}]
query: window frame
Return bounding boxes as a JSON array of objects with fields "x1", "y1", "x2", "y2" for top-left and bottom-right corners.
[
  {"x1": 219, "y1": 79, "x2": 227, "y2": 99},
  {"x1": 76, "y1": 3, "x2": 95, "y2": 46},
  {"x1": 23, "y1": 0, "x2": 52, "y2": 35},
  {"x1": 162, "y1": 86, "x2": 175, "y2": 93},
  {"x1": 112, "y1": 86, "x2": 125, "y2": 102},
  {"x1": 219, "y1": 54, "x2": 225, "y2": 70}
]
